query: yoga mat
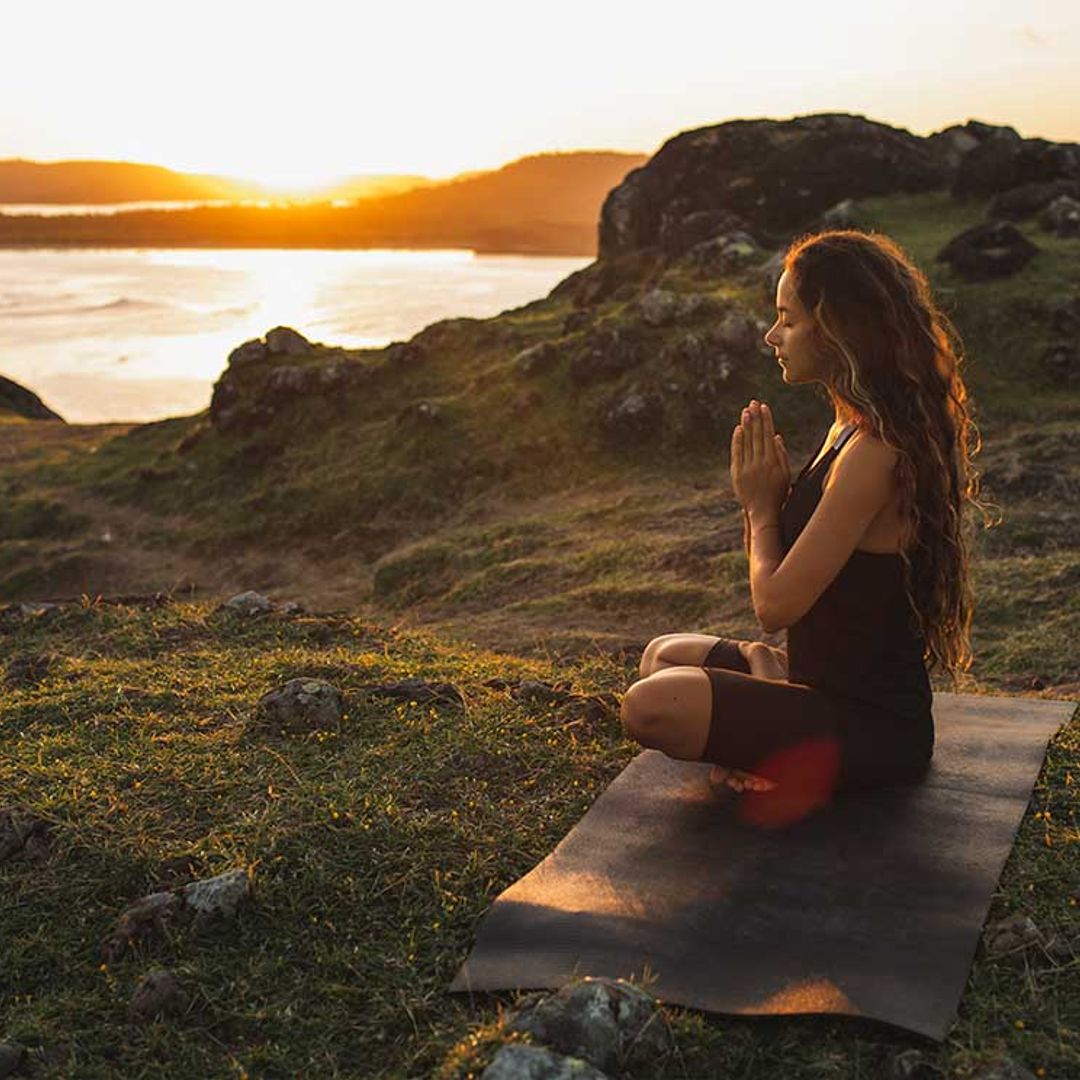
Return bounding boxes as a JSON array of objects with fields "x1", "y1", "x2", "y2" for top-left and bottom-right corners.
[{"x1": 449, "y1": 692, "x2": 1075, "y2": 1040}]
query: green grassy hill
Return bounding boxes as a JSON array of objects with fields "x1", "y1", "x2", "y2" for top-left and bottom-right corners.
[{"x1": 1, "y1": 164, "x2": 1078, "y2": 1075}]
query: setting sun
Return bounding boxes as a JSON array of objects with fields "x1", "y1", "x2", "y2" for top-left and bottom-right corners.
[{"x1": 3, "y1": 0, "x2": 1077, "y2": 181}]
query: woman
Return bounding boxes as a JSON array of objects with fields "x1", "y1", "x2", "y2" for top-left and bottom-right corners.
[{"x1": 619, "y1": 228, "x2": 987, "y2": 808}]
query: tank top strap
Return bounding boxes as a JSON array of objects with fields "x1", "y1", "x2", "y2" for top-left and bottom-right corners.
[{"x1": 830, "y1": 422, "x2": 859, "y2": 454}]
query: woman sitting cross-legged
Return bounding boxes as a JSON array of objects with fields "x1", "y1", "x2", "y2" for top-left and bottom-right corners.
[{"x1": 619, "y1": 228, "x2": 991, "y2": 811}]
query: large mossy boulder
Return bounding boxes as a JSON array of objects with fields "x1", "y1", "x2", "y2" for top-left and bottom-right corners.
[{"x1": 596, "y1": 113, "x2": 946, "y2": 260}]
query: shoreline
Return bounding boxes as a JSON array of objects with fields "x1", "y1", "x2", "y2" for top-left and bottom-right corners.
[{"x1": 0, "y1": 238, "x2": 596, "y2": 257}]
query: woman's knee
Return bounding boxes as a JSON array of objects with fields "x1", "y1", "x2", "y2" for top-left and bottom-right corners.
[
  {"x1": 619, "y1": 676, "x2": 671, "y2": 745},
  {"x1": 638, "y1": 634, "x2": 680, "y2": 678}
]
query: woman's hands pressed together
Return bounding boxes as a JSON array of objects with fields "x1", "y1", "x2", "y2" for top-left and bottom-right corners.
[{"x1": 730, "y1": 400, "x2": 791, "y2": 522}]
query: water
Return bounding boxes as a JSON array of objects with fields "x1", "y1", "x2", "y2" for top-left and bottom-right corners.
[{"x1": 0, "y1": 248, "x2": 591, "y2": 424}]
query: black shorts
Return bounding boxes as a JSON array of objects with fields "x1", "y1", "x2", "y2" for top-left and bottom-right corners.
[{"x1": 700, "y1": 638, "x2": 932, "y2": 794}]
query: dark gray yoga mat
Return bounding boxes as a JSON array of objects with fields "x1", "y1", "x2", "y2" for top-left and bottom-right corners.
[{"x1": 449, "y1": 692, "x2": 1075, "y2": 1040}]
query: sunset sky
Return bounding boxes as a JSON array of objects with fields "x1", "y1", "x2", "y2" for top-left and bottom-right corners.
[{"x1": 4, "y1": 0, "x2": 1077, "y2": 189}]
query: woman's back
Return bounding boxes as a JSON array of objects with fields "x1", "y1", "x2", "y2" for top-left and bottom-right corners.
[{"x1": 779, "y1": 424, "x2": 933, "y2": 726}]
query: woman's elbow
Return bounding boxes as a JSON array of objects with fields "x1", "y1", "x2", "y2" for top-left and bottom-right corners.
[{"x1": 755, "y1": 601, "x2": 801, "y2": 634}]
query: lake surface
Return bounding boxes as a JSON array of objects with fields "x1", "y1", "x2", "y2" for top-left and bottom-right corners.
[{"x1": 0, "y1": 248, "x2": 591, "y2": 424}]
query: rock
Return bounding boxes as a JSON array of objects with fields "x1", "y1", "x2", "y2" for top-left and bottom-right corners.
[
  {"x1": 1050, "y1": 293, "x2": 1080, "y2": 336},
  {"x1": 514, "y1": 342, "x2": 562, "y2": 376},
  {"x1": 129, "y1": 968, "x2": 187, "y2": 1022},
  {"x1": 629, "y1": 289, "x2": 718, "y2": 327},
  {"x1": 547, "y1": 251, "x2": 660, "y2": 308},
  {"x1": 1038, "y1": 194, "x2": 1080, "y2": 237},
  {"x1": 481, "y1": 1044, "x2": 611, "y2": 1080},
  {"x1": 686, "y1": 231, "x2": 760, "y2": 275},
  {"x1": 180, "y1": 868, "x2": 252, "y2": 930},
  {"x1": 950, "y1": 127, "x2": 1080, "y2": 198},
  {"x1": 881, "y1": 1048, "x2": 940, "y2": 1079},
  {"x1": 984, "y1": 911, "x2": 1043, "y2": 957},
  {"x1": 264, "y1": 326, "x2": 312, "y2": 356},
  {"x1": 988, "y1": 179, "x2": 1080, "y2": 220},
  {"x1": 512, "y1": 680, "x2": 576, "y2": 708},
  {"x1": 226, "y1": 339, "x2": 269, "y2": 368},
  {"x1": 949, "y1": 127, "x2": 1025, "y2": 197},
  {"x1": 567, "y1": 325, "x2": 647, "y2": 387},
  {"x1": 596, "y1": 389, "x2": 664, "y2": 444},
  {"x1": 562, "y1": 309, "x2": 593, "y2": 335},
  {"x1": 357, "y1": 677, "x2": 465, "y2": 708},
  {"x1": 385, "y1": 341, "x2": 428, "y2": 367},
  {"x1": 220, "y1": 590, "x2": 275, "y2": 616},
  {"x1": 635, "y1": 288, "x2": 681, "y2": 327},
  {"x1": 0, "y1": 374, "x2": 65, "y2": 421},
  {"x1": 598, "y1": 113, "x2": 944, "y2": 259},
  {"x1": 0, "y1": 1044, "x2": 26, "y2": 1078},
  {"x1": 5, "y1": 651, "x2": 54, "y2": 688},
  {"x1": 0, "y1": 805, "x2": 51, "y2": 864},
  {"x1": 209, "y1": 344, "x2": 370, "y2": 433},
  {"x1": 935, "y1": 221, "x2": 1040, "y2": 281},
  {"x1": 1041, "y1": 343, "x2": 1080, "y2": 384},
  {"x1": 102, "y1": 891, "x2": 185, "y2": 961},
  {"x1": 395, "y1": 400, "x2": 443, "y2": 426},
  {"x1": 657, "y1": 206, "x2": 755, "y2": 257},
  {"x1": 256, "y1": 678, "x2": 345, "y2": 732},
  {"x1": 923, "y1": 122, "x2": 984, "y2": 172},
  {"x1": 278, "y1": 600, "x2": 306, "y2": 615},
  {"x1": 969, "y1": 1054, "x2": 1038, "y2": 1080},
  {"x1": 818, "y1": 197, "x2": 862, "y2": 229},
  {"x1": 505, "y1": 976, "x2": 673, "y2": 1074},
  {"x1": 716, "y1": 311, "x2": 764, "y2": 355},
  {"x1": 759, "y1": 248, "x2": 786, "y2": 296},
  {"x1": 102, "y1": 868, "x2": 252, "y2": 960}
]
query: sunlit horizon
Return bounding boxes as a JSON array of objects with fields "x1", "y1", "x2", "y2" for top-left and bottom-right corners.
[{"x1": 2, "y1": 0, "x2": 1077, "y2": 191}]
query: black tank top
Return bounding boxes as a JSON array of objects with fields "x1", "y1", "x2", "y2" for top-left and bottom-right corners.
[{"x1": 778, "y1": 423, "x2": 933, "y2": 723}]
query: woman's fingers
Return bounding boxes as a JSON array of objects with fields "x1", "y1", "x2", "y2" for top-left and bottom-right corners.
[{"x1": 731, "y1": 423, "x2": 743, "y2": 472}]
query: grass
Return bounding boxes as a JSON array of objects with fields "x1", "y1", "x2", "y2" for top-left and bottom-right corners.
[{"x1": 0, "y1": 597, "x2": 1076, "y2": 1079}]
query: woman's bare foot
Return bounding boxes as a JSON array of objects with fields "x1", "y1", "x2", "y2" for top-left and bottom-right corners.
[{"x1": 708, "y1": 764, "x2": 778, "y2": 793}]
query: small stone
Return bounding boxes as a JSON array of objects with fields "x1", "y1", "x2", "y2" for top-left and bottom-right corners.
[
  {"x1": 4, "y1": 651, "x2": 54, "y2": 688},
  {"x1": 278, "y1": 600, "x2": 306, "y2": 615},
  {"x1": 358, "y1": 678, "x2": 464, "y2": 708},
  {"x1": 985, "y1": 912, "x2": 1043, "y2": 957},
  {"x1": 102, "y1": 891, "x2": 185, "y2": 961},
  {"x1": 181, "y1": 867, "x2": 251, "y2": 930},
  {"x1": 0, "y1": 1044, "x2": 26, "y2": 1078},
  {"x1": 505, "y1": 976, "x2": 673, "y2": 1073},
  {"x1": 969, "y1": 1053, "x2": 1038, "y2": 1080},
  {"x1": 481, "y1": 1044, "x2": 611, "y2": 1080},
  {"x1": 1039, "y1": 194, "x2": 1080, "y2": 237},
  {"x1": 220, "y1": 591, "x2": 275, "y2": 616},
  {"x1": 256, "y1": 678, "x2": 345, "y2": 731},
  {"x1": 882, "y1": 1047, "x2": 940, "y2": 1079},
  {"x1": 0, "y1": 805, "x2": 51, "y2": 864},
  {"x1": 636, "y1": 289, "x2": 680, "y2": 327},
  {"x1": 513, "y1": 342, "x2": 561, "y2": 377},
  {"x1": 129, "y1": 968, "x2": 187, "y2": 1022}
]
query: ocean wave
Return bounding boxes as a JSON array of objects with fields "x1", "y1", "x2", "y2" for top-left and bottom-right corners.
[{"x1": 4, "y1": 295, "x2": 169, "y2": 318}]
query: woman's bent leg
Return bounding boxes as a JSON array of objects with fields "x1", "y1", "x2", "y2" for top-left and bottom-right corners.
[{"x1": 639, "y1": 633, "x2": 751, "y2": 679}]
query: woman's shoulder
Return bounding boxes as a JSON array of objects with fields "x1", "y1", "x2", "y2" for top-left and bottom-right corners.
[{"x1": 822, "y1": 424, "x2": 900, "y2": 497}]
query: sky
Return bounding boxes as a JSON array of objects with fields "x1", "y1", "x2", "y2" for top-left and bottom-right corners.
[{"x1": 3, "y1": 0, "x2": 1078, "y2": 189}]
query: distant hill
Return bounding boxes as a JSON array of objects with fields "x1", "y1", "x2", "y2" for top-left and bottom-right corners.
[
  {"x1": 0, "y1": 151, "x2": 649, "y2": 255},
  {"x1": 0, "y1": 158, "x2": 434, "y2": 205}
]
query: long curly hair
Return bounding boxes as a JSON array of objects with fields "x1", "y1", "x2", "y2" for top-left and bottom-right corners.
[{"x1": 783, "y1": 228, "x2": 997, "y2": 681}]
